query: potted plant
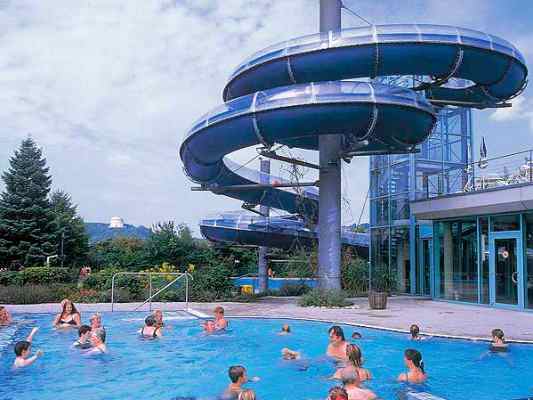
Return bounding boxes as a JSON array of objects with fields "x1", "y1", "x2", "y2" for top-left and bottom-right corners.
[{"x1": 368, "y1": 268, "x2": 396, "y2": 310}]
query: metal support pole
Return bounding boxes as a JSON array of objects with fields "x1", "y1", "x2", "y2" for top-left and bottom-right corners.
[
  {"x1": 111, "y1": 275, "x2": 115, "y2": 312},
  {"x1": 185, "y1": 274, "x2": 189, "y2": 311},
  {"x1": 258, "y1": 158, "x2": 270, "y2": 294},
  {"x1": 318, "y1": 0, "x2": 342, "y2": 290},
  {"x1": 149, "y1": 273, "x2": 152, "y2": 312}
]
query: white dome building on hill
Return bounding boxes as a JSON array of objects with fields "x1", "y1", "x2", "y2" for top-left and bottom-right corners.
[{"x1": 109, "y1": 216, "x2": 125, "y2": 229}]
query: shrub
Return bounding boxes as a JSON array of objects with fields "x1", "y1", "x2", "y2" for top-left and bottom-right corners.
[
  {"x1": 277, "y1": 283, "x2": 311, "y2": 297},
  {"x1": 341, "y1": 257, "x2": 369, "y2": 296},
  {"x1": 190, "y1": 264, "x2": 234, "y2": 300},
  {"x1": 20, "y1": 267, "x2": 72, "y2": 285},
  {"x1": 298, "y1": 288, "x2": 353, "y2": 307},
  {"x1": 0, "y1": 284, "x2": 75, "y2": 304},
  {"x1": 0, "y1": 271, "x2": 23, "y2": 286}
]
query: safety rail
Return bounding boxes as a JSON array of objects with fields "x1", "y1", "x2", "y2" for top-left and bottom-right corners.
[
  {"x1": 419, "y1": 148, "x2": 533, "y2": 199},
  {"x1": 110, "y1": 272, "x2": 193, "y2": 312}
]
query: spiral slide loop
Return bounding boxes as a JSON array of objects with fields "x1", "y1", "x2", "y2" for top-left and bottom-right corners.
[{"x1": 180, "y1": 24, "x2": 527, "y2": 248}]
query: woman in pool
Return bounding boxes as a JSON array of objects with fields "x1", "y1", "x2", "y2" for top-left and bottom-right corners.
[
  {"x1": 489, "y1": 328, "x2": 508, "y2": 352},
  {"x1": 333, "y1": 344, "x2": 371, "y2": 382},
  {"x1": 0, "y1": 306, "x2": 12, "y2": 326},
  {"x1": 53, "y1": 299, "x2": 81, "y2": 328},
  {"x1": 327, "y1": 326, "x2": 349, "y2": 361},
  {"x1": 139, "y1": 315, "x2": 162, "y2": 338},
  {"x1": 398, "y1": 349, "x2": 427, "y2": 384}
]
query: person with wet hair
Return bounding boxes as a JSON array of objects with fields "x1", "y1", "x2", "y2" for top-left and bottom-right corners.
[
  {"x1": 84, "y1": 328, "x2": 107, "y2": 355},
  {"x1": 53, "y1": 299, "x2": 81, "y2": 328},
  {"x1": 72, "y1": 325, "x2": 92, "y2": 349},
  {"x1": 333, "y1": 344, "x2": 371, "y2": 382},
  {"x1": 398, "y1": 349, "x2": 427, "y2": 384},
  {"x1": 341, "y1": 370, "x2": 376, "y2": 400},
  {"x1": 490, "y1": 328, "x2": 508, "y2": 352},
  {"x1": 328, "y1": 386, "x2": 349, "y2": 400},
  {"x1": 278, "y1": 324, "x2": 291, "y2": 335},
  {"x1": 0, "y1": 306, "x2": 12, "y2": 326},
  {"x1": 140, "y1": 315, "x2": 162, "y2": 338},
  {"x1": 224, "y1": 365, "x2": 248, "y2": 399},
  {"x1": 351, "y1": 332, "x2": 362, "y2": 339},
  {"x1": 409, "y1": 324, "x2": 422, "y2": 341},
  {"x1": 327, "y1": 325, "x2": 349, "y2": 361},
  {"x1": 13, "y1": 327, "x2": 43, "y2": 368}
]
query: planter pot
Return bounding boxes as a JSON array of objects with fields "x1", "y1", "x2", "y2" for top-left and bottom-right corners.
[{"x1": 368, "y1": 291, "x2": 388, "y2": 310}]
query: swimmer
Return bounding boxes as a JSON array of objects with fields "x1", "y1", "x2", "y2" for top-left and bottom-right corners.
[
  {"x1": 327, "y1": 326, "x2": 349, "y2": 361},
  {"x1": 139, "y1": 315, "x2": 162, "y2": 338},
  {"x1": 351, "y1": 332, "x2": 362, "y2": 339},
  {"x1": 281, "y1": 347, "x2": 300, "y2": 360},
  {"x1": 334, "y1": 344, "x2": 371, "y2": 382},
  {"x1": 409, "y1": 324, "x2": 423, "y2": 341},
  {"x1": 398, "y1": 349, "x2": 427, "y2": 384},
  {"x1": 72, "y1": 325, "x2": 93, "y2": 349},
  {"x1": 153, "y1": 309, "x2": 164, "y2": 328},
  {"x1": 490, "y1": 328, "x2": 508, "y2": 352},
  {"x1": 203, "y1": 306, "x2": 228, "y2": 333},
  {"x1": 328, "y1": 386, "x2": 349, "y2": 400},
  {"x1": 341, "y1": 370, "x2": 376, "y2": 400},
  {"x1": 0, "y1": 306, "x2": 12, "y2": 326},
  {"x1": 278, "y1": 324, "x2": 291, "y2": 335},
  {"x1": 84, "y1": 328, "x2": 107, "y2": 355},
  {"x1": 238, "y1": 389, "x2": 256, "y2": 400},
  {"x1": 90, "y1": 313, "x2": 104, "y2": 332},
  {"x1": 13, "y1": 327, "x2": 43, "y2": 368},
  {"x1": 53, "y1": 299, "x2": 81, "y2": 328},
  {"x1": 223, "y1": 365, "x2": 249, "y2": 399}
]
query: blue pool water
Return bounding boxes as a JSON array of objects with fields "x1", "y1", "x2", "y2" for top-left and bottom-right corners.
[
  {"x1": 1, "y1": 313, "x2": 532, "y2": 400},
  {"x1": 232, "y1": 277, "x2": 317, "y2": 291}
]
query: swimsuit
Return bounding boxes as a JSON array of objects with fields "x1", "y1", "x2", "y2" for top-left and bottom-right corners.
[
  {"x1": 59, "y1": 318, "x2": 77, "y2": 325},
  {"x1": 141, "y1": 327, "x2": 159, "y2": 338}
]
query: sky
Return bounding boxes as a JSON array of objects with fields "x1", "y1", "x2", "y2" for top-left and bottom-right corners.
[{"x1": 0, "y1": 0, "x2": 532, "y2": 235}]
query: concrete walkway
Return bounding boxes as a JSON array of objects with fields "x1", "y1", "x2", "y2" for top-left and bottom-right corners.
[{"x1": 6, "y1": 296, "x2": 533, "y2": 342}]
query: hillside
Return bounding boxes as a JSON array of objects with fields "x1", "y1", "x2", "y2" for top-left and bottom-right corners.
[{"x1": 85, "y1": 222, "x2": 152, "y2": 243}]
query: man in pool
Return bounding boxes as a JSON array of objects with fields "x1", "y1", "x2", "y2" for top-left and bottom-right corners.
[
  {"x1": 341, "y1": 370, "x2": 376, "y2": 400},
  {"x1": 327, "y1": 326, "x2": 349, "y2": 361},
  {"x1": 84, "y1": 328, "x2": 107, "y2": 355},
  {"x1": 13, "y1": 327, "x2": 43, "y2": 368},
  {"x1": 223, "y1": 365, "x2": 248, "y2": 399},
  {"x1": 72, "y1": 325, "x2": 93, "y2": 349},
  {"x1": 203, "y1": 306, "x2": 228, "y2": 333}
]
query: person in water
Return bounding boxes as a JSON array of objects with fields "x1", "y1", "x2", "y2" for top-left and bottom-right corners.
[
  {"x1": 13, "y1": 327, "x2": 43, "y2": 368},
  {"x1": 398, "y1": 349, "x2": 427, "y2": 384},
  {"x1": 334, "y1": 344, "x2": 371, "y2": 382},
  {"x1": 489, "y1": 328, "x2": 508, "y2": 352},
  {"x1": 327, "y1": 326, "x2": 349, "y2": 361},
  {"x1": 238, "y1": 389, "x2": 256, "y2": 400},
  {"x1": 0, "y1": 306, "x2": 12, "y2": 326},
  {"x1": 341, "y1": 370, "x2": 376, "y2": 400},
  {"x1": 72, "y1": 325, "x2": 93, "y2": 349},
  {"x1": 153, "y1": 309, "x2": 164, "y2": 328},
  {"x1": 409, "y1": 324, "x2": 424, "y2": 341},
  {"x1": 281, "y1": 347, "x2": 300, "y2": 360},
  {"x1": 279, "y1": 324, "x2": 291, "y2": 335},
  {"x1": 84, "y1": 328, "x2": 107, "y2": 355},
  {"x1": 90, "y1": 313, "x2": 104, "y2": 332},
  {"x1": 140, "y1": 315, "x2": 162, "y2": 338},
  {"x1": 351, "y1": 332, "x2": 362, "y2": 340},
  {"x1": 328, "y1": 386, "x2": 349, "y2": 400},
  {"x1": 203, "y1": 306, "x2": 228, "y2": 333},
  {"x1": 224, "y1": 365, "x2": 249, "y2": 399},
  {"x1": 53, "y1": 299, "x2": 81, "y2": 328}
]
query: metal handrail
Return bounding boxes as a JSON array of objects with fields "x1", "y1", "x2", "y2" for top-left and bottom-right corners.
[{"x1": 110, "y1": 272, "x2": 193, "y2": 312}]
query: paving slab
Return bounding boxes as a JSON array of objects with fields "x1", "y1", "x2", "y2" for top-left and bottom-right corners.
[{"x1": 5, "y1": 296, "x2": 533, "y2": 342}]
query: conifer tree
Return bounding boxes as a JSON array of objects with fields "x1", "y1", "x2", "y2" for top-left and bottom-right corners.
[
  {"x1": 0, "y1": 138, "x2": 57, "y2": 268},
  {"x1": 50, "y1": 190, "x2": 89, "y2": 267}
]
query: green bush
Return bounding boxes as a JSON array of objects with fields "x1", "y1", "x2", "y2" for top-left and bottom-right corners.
[
  {"x1": 277, "y1": 283, "x2": 311, "y2": 296},
  {"x1": 0, "y1": 271, "x2": 23, "y2": 286},
  {"x1": 191, "y1": 264, "x2": 234, "y2": 300},
  {"x1": 298, "y1": 288, "x2": 353, "y2": 307},
  {"x1": 0, "y1": 284, "x2": 75, "y2": 304},
  {"x1": 341, "y1": 257, "x2": 369, "y2": 296},
  {"x1": 20, "y1": 267, "x2": 73, "y2": 285}
]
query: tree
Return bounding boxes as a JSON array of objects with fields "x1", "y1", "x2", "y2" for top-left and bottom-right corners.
[
  {"x1": 87, "y1": 237, "x2": 146, "y2": 270},
  {"x1": 0, "y1": 138, "x2": 57, "y2": 268},
  {"x1": 50, "y1": 190, "x2": 89, "y2": 267},
  {"x1": 143, "y1": 221, "x2": 195, "y2": 267}
]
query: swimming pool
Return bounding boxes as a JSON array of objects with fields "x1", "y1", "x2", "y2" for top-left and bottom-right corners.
[
  {"x1": 1, "y1": 313, "x2": 532, "y2": 400},
  {"x1": 231, "y1": 277, "x2": 317, "y2": 292}
]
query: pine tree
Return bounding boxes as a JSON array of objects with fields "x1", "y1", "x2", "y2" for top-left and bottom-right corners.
[
  {"x1": 0, "y1": 138, "x2": 58, "y2": 268},
  {"x1": 50, "y1": 190, "x2": 89, "y2": 267}
]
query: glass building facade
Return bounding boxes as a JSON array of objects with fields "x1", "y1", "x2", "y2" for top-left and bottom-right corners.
[{"x1": 369, "y1": 77, "x2": 473, "y2": 295}]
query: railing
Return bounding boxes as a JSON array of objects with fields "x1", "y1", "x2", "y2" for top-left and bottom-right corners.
[
  {"x1": 419, "y1": 148, "x2": 533, "y2": 199},
  {"x1": 110, "y1": 272, "x2": 193, "y2": 312}
]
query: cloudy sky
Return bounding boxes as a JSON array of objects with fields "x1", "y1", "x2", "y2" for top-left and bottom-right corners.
[{"x1": 0, "y1": 0, "x2": 532, "y2": 234}]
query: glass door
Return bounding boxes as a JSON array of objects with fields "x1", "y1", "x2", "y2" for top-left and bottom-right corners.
[
  {"x1": 489, "y1": 233, "x2": 523, "y2": 308},
  {"x1": 418, "y1": 239, "x2": 432, "y2": 296}
]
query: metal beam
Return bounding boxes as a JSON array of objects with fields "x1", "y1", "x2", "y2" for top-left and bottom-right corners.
[
  {"x1": 259, "y1": 149, "x2": 320, "y2": 170},
  {"x1": 191, "y1": 181, "x2": 319, "y2": 192}
]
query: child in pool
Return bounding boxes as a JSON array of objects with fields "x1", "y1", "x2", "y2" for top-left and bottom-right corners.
[
  {"x1": 13, "y1": 327, "x2": 43, "y2": 368},
  {"x1": 203, "y1": 306, "x2": 228, "y2": 333},
  {"x1": 278, "y1": 324, "x2": 291, "y2": 335},
  {"x1": 409, "y1": 324, "x2": 424, "y2": 341},
  {"x1": 281, "y1": 347, "x2": 300, "y2": 360},
  {"x1": 223, "y1": 365, "x2": 260, "y2": 399},
  {"x1": 140, "y1": 316, "x2": 162, "y2": 338},
  {"x1": 351, "y1": 332, "x2": 362, "y2": 339},
  {"x1": 397, "y1": 349, "x2": 427, "y2": 384},
  {"x1": 328, "y1": 386, "x2": 349, "y2": 400},
  {"x1": 341, "y1": 370, "x2": 376, "y2": 400},
  {"x1": 84, "y1": 328, "x2": 107, "y2": 355},
  {"x1": 72, "y1": 325, "x2": 92, "y2": 349},
  {"x1": 490, "y1": 328, "x2": 508, "y2": 352},
  {"x1": 0, "y1": 306, "x2": 12, "y2": 326},
  {"x1": 153, "y1": 309, "x2": 164, "y2": 328},
  {"x1": 333, "y1": 344, "x2": 371, "y2": 382}
]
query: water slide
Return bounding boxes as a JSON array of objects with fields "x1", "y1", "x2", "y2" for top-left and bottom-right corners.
[{"x1": 180, "y1": 24, "x2": 527, "y2": 254}]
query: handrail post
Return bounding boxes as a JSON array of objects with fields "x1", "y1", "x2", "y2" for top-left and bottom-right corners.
[
  {"x1": 149, "y1": 273, "x2": 152, "y2": 312},
  {"x1": 185, "y1": 273, "x2": 189, "y2": 311},
  {"x1": 111, "y1": 274, "x2": 116, "y2": 312}
]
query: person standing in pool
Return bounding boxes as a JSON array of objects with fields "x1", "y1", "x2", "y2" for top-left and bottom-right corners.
[
  {"x1": 489, "y1": 328, "x2": 508, "y2": 352},
  {"x1": 341, "y1": 370, "x2": 376, "y2": 400},
  {"x1": 153, "y1": 309, "x2": 164, "y2": 328},
  {"x1": 223, "y1": 365, "x2": 248, "y2": 399},
  {"x1": 203, "y1": 306, "x2": 228, "y2": 333},
  {"x1": 13, "y1": 327, "x2": 43, "y2": 368},
  {"x1": 333, "y1": 344, "x2": 371, "y2": 382},
  {"x1": 84, "y1": 328, "x2": 107, "y2": 355},
  {"x1": 327, "y1": 326, "x2": 349, "y2": 361},
  {"x1": 72, "y1": 325, "x2": 93, "y2": 349},
  {"x1": 0, "y1": 306, "x2": 12, "y2": 326},
  {"x1": 397, "y1": 349, "x2": 427, "y2": 384},
  {"x1": 139, "y1": 315, "x2": 162, "y2": 338},
  {"x1": 90, "y1": 313, "x2": 104, "y2": 332},
  {"x1": 53, "y1": 299, "x2": 81, "y2": 328}
]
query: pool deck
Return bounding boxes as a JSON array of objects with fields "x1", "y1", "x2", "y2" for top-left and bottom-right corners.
[{"x1": 6, "y1": 296, "x2": 533, "y2": 342}]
